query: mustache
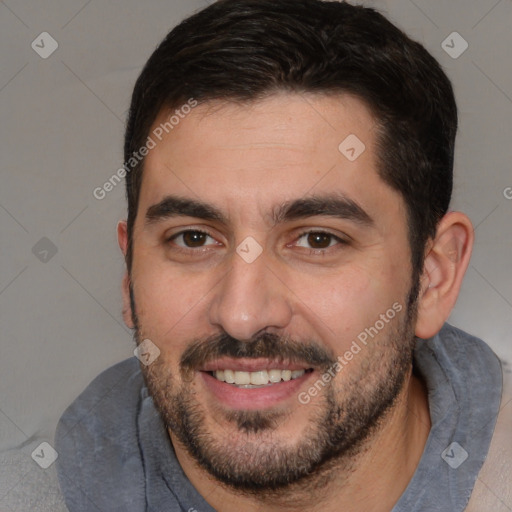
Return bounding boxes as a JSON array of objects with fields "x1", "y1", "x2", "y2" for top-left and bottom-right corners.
[{"x1": 180, "y1": 332, "x2": 337, "y2": 372}]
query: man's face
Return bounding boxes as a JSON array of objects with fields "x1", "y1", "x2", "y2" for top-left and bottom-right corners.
[{"x1": 127, "y1": 93, "x2": 418, "y2": 490}]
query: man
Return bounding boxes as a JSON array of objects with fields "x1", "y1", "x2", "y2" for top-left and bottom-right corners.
[{"x1": 56, "y1": 1, "x2": 512, "y2": 511}]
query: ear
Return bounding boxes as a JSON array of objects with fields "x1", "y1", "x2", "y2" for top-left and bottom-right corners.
[
  {"x1": 415, "y1": 212, "x2": 474, "y2": 339},
  {"x1": 117, "y1": 220, "x2": 135, "y2": 329}
]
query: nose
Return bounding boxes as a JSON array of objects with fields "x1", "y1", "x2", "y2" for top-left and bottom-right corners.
[{"x1": 208, "y1": 248, "x2": 293, "y2": 341}]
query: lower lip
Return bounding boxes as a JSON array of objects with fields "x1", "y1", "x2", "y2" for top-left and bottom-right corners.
[{"x1": 200, "y1": 371, "x2": 314, "y2": 410}]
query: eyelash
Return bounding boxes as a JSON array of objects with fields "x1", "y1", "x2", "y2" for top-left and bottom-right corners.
[
  {"x1": 165, "y1": 229, "x2": 348, "y2": 255},
  {"x1": 166, "y1": 229, "x2": 217, "y2": 254},
  {"x1": 294, "y1": 229, "x2": 348, "y2": 252}
]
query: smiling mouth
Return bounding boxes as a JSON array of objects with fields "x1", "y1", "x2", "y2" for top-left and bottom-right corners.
[{"x1": 208, "y1": 368, "x2": 314, "y2": 388}]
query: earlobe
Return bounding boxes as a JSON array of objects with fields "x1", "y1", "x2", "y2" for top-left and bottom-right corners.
[{"x1": 415, "y1": 212, "x2": 474, "y2": 339}]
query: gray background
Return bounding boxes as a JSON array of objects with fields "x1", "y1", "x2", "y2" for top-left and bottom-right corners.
[{"x1": 1, "y1": 0, "x2": 511, "y2": 508}]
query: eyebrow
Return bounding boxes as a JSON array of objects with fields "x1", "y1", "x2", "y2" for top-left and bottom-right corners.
[
  {"x1": 272, "y1": 195, "x2": 373, "y2": 226},
  {"x1": 144, "y1": 194, "x2": 373, "y2": 227},
  {"x1": 145, "y1": 195, "x2": 227, "y2": 225}
]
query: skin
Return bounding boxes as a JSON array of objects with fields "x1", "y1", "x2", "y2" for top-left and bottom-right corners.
[{"x1": 117, "y1": 93, "x2": 474, "y2": 512}]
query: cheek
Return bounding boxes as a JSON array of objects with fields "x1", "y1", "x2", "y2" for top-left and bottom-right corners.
[
  {"x1": 289, "y1": 261, "x2": 406, "y2": 347},
  {"x1": 131, "y1": 257, "x2": 212, "y2": 352}
]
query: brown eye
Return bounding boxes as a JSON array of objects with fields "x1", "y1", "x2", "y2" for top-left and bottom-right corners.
[
  {"x1": 183, "y1": 231, "x2": 207, "y2": 247},
  {"x1": 172, "y1": 230, "x2": 214, "y2": 248},
  {"x1": 295, "y1": 231, "x2": 339, "y2": 250},
  {"x1": 306, "y1": 232, "x2": 333, "y2": 249}
]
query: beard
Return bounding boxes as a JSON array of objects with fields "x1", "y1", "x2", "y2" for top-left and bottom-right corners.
[{"x1": 132, "y1": 284, "x2": 419, "y2": 495}]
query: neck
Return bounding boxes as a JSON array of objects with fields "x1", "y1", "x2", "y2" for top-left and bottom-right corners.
[{"x1": 171, "y1": 371, "x2": 431, "y2": 512}]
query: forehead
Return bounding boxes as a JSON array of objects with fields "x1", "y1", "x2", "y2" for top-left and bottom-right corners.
[{"x1": 138, "y1": 92, "x2": 400, "y2": 222}]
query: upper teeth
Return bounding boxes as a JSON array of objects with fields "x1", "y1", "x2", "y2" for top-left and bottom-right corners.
[{"x1": 214, "y1": 369, "x2": 305, "y2": 386}]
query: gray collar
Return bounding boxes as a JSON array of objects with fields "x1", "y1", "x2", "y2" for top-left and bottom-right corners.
[{"x1": 391, "y1": 323, "x2": 502, "y2": 511}]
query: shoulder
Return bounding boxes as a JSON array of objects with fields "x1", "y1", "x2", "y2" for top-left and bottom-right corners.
[
  {"x1": 56, "y1": 357, "x2": 143, "y2": 438},
  {"x1": 417, "y1": 325, "x2": 509, "y2": 511},
  {"x1": 466, "y1": 362, "x2": 512, "y2": 511},
  {"x1": 54, "y1": 358, "x2": 147, "y2": 510}
]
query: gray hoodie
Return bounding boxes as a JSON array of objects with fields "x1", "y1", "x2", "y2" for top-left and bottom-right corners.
[{"x1": 55, "y1": 324, "x2": 503, "y2": 512}]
